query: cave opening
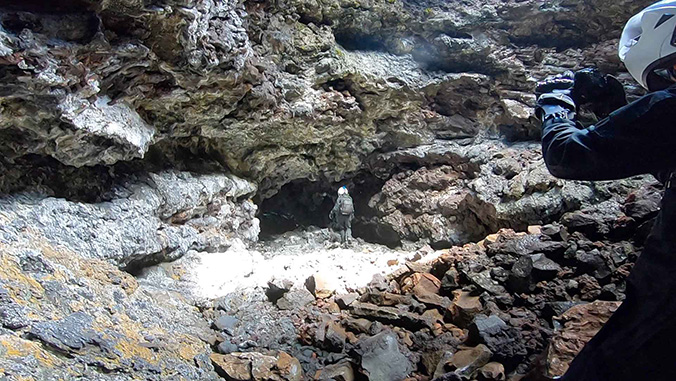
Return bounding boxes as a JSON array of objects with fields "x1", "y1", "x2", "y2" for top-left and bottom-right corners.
[
  {"x1": 0, "y1": 1, "x2": 100, "y2": 43},
  {"x1": 334, "y1": 32, "x2": 388, "y2": 52},
  {"x1": 257, "y1": 172, "x2": 401, "y2": 247},
  {"x1": 0, "y1": 0, "x2": 95, "y2": 13}
]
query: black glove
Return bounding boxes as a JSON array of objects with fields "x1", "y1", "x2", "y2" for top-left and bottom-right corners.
[
  {"x1": 535, "y1": 70, "x2": 576, "y2": 97},
  {"x1": 535, "y1": 71, "x2": 577, "y2": 122},
  {"x1": 570, "y1": 68, "x2": 627, "y2": 119}
]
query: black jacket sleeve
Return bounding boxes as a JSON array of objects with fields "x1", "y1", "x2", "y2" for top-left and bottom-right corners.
[{"x1": 541, "y1": 87, "x2": 676, "y2": 181}]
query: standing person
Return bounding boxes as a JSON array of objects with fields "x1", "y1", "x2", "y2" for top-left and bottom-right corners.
[
  {"x1": 329, "y1": 186, "x2": 354, "y2": 246},
  {"x1": 533, "y1": 1, "x2": 676, "y2": 380}
]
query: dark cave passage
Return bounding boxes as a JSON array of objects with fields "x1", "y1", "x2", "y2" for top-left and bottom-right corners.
[{"x1": 257, "y1": 173, "x2": 402, "y2": 247}]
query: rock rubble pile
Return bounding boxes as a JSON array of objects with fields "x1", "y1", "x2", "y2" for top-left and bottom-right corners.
[{"x1": 204, "y1": 181, "x2": 660, "y2": 380}]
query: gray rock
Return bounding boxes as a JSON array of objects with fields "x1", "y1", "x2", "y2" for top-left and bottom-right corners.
[
  {"x1": 469, "y1": 315, "x2": 527, "y2": 369},
  {"x1": 0, "y1": 171, "x2": 258, "y2": 269},
  {"x1": 217, "y1": 341, "x2": 239, "y2": 354},
  {"x1": 507, "y1": 256, "x2": 534, "y2": 294},
  {"x1": 336, "y1": 293, "x2": 360, "y2": 309},
  {"x1": 276, "y1": 289, "x2": 315, "y2": 310},
  {"x1": 0, "y1": 304, "x2": 30, "y2": 330},
  {"x1": 357, "y1": 332, "x2": 413, "y2": 381},
  {"x1": 440, "y1": 268, "x2": 460, "y2": 294},
  {"x1": 266, "y1": 278, "x2": 294, "y2": 303},
  {"x1": 214, "y1": 315, "x2": 239, "y2": 335},
  {"x1": 29, "y1": 312, "x2": 100, "y2": 352},
  {"x1": 464, "y1": 270, "x2": 508, "y2": 296},
  {"x1": 530, "y1": 254, "x2": 562, "y2": 280}
]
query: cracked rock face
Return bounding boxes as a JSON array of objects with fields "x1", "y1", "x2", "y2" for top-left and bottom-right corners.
[
  {"x1": 0, "y1": 0, "x2": 654, "y2": 198},
  {"x1": 0, "y1": 170, "x2": 259, "y2": 269},
  {"x1": 358, "y1": 140, "x2": 652, "y2": 247}
]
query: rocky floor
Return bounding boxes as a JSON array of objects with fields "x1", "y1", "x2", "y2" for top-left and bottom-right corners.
[
  {"x1": 0, "y1": 170, "x2": 661, "y2": 380},
  {"x1": 139, "y1": 176, "x2": 657, "y2": 380}
]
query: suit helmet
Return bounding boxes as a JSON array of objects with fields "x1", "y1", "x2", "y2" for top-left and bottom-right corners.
[{"x1": 620, "y1": 0, "x2": 676, "y2": 91}]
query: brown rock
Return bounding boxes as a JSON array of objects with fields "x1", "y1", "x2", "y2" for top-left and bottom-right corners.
[
  {"x1": 327, "y1": 302, "x2": 341, "y2": 314},
  {"x1": 346, "y1": 331, "x2": 359, "y2": 344},
  {"x1": 343, "y1": 318, "x2": 372, "y2": 333},
  {"x1": 210, "y1": 351, "x2": 303, "y2": 381},
  {"x1": 444, "y1": 324, "x2": 468, "y2": 342},
  {"x1": 449, "y1": 291, "x2": 483, "y2": 328},
  {"x1": 406, "y1": 261, "x2": 434, "y2": 274},
  {"x1": 547, "y1": 301, "x2": 621, "y2": 377},
  {"x1": 527, "y1": 225, "x2": 542, "y2": 235},
  {"x1": 210, "y1": 353, "x2": 251, "y2": 380},
  {"x1": 445, "y1": 344, "x2": 492, "y2": 378},
  {"x1": 478, "y1": 362, "x2": 505, "y2": 381},
  {"x1": 421, "y1": 350, "x2": 446, "y2": 376},
  {"x1": 276, "y1": 351, "x2": 304, "y2": 381},
  {"x1": 401, "y1": 273, "x2": 442, "y2": 298},
  {"x1": 388, "y1": 259, "x2": 399, "y2": 266}
]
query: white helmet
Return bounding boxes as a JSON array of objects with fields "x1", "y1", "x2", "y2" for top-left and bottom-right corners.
[
  {"x1": 337, "y1": 186, "x2": 348, "y2": 195},
  {"x1": 619, "y1": 0, "x2": 676, "y2": 91}
]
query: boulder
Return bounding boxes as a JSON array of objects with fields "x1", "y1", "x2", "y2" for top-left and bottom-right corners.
[
  {"x1": 360, "y1": 292, "x2": 413, "y2": 307},
  {"x1": 356, "y1": 332, "x2": 413, "y2": 381},
  {"x1": 440, "y1": 268, "x2": 460, "y2": 295},
  {"x1": 401, "y1": 273, "x2": 442, "y2": 299},
  {"x1": 343, "y1": 318, "x2": 372, "y2": 334},
  {"x1": 325, "y1": 322, "x2": 348, "y2": 352},
  {"x1": 507, "y1": 256, "x2": 533, "y2": 294},
  {"x1": 575, "y1": 249, "x2": 611, "y2": 280},
  {"x1": 541, "y1": 224, "x2": 569, "y2": 242},
  {"x1": 367, "y1": 274, "x2": 392, "y2": 292},
  {"x1": 350, "y1": 302, "x2": 433, "y2": 330},
  {"x1": 210, "y1": 351, "x2": 303, "y2": 381},
  {"x1": 217, "y1": 340, "x2": 239, "y2": 355},
  {"x1": 210, "y1": 353, "x2": 251, "y2": 380},
  {"x1": 463, "y1": 270, "x2": 507, "y2": 295}
]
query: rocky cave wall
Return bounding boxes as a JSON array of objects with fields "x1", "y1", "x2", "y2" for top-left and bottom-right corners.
[{"x1": 0, "y1": 0, "x2": 662, "y2": 379}]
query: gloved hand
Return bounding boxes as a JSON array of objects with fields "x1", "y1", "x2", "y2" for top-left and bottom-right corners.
[
  {"x1": 535, "y1": 71, "x2": 577, "y2": 122},
  {"x1": 535, "y1": 70, "x2": 575, "y2": 97},
  {"x1": 571, "y1": 68, "x2": 627, "y2": 118}
]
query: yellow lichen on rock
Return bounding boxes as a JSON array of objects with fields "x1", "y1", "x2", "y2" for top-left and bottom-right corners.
[
  {"x1": 0, "y1": 336, "x2": 61, "y2": 368},
  {"x1": 0, "y1": 250, "x2": 45, "y2": 304}
]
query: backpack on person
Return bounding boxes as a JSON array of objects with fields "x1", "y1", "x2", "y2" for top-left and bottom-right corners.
[{"x1": 339, "y1": 197, "x2": 354, "y2": 215}]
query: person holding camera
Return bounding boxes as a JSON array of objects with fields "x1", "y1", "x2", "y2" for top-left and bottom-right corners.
[{"x1": 534, "y1": 1, "x2": 676, "y2": 379}]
